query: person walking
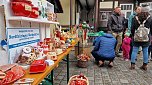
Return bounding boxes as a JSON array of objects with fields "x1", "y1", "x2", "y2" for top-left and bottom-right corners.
[
  {"x1": 130, "y1": 5, "x2": 152, "y2": 71},
  {"x1": 107, "y1": 7, "x2": 125, "y2": 57},
  {"x1": 91, "y1": 32, "x2": 116, "y2": 67}
]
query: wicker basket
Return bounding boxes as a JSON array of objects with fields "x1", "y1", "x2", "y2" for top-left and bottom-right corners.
[
  {"x1": 68, "y1": 75, "x2": 89, "y2": 85},
  {"x1": 77, "y1": 60, "x2": 88, "y2": 68}
]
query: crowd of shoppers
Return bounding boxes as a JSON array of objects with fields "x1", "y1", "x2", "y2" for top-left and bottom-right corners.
[{"x1": 91, "y1": 5, "x2": 152, "y2": 71}]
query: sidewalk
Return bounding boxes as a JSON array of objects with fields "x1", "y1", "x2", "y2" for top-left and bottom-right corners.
[{"x1": 54, "y1": 50, "x2": 152, "y2": 85}]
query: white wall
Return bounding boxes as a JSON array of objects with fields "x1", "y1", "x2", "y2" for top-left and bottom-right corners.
[
  {"x1": 100, "y1": 1, "x2": 118, "y2": 9},
  {"x1": 57, "y1": 0, "x2": 76, "y2": 25}
]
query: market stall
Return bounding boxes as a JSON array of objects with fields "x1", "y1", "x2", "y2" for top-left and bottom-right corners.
[{"x1": 0, "y1": 0, "x2": 79, "y2": 84}]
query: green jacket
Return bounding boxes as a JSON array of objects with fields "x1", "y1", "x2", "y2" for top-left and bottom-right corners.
[{"x1": 128, "y1": 12, "x2": 137, "y2": 33}]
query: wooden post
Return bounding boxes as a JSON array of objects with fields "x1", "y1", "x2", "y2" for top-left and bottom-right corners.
[
  {"x1": 70, "y1": 0, "x2": 73, "y2": 33},
  {"x1": 113, "y1": 0, "x2": 115, "y2": 10},
  {"x1": 94, "y1": 0, "x2": 99, "y2": 32}
]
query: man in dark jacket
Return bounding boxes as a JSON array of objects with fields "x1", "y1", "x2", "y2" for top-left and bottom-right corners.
[
  {"x1": 91, "y1": 33, "x2": 116, "y2": 67},
  {"x1": 107, "y1": 7, "x2": 125, "y2": 57}
]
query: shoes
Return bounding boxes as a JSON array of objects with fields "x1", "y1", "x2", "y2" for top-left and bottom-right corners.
[
  {"x1": 98, "y1": 60, "x2": 104, "y2": 67},
  {"x1": 108, "y1": 61, "x2": 113, "y2": 68},
  {"x1": 125, "y1": 59, "x2": 129, "y2": 61},
  {"x1": 116, "y1": 53, "x2": 120, "y2": 57},
  {"x1": 130, "y1": 63, "x2": 135, "y2": 70},
  {"x1": 116, "y1": 52, "x2": 122, "y2": 57},
  {"x1": 140, "y1": 63, "x2": 147, "y2": 71}
]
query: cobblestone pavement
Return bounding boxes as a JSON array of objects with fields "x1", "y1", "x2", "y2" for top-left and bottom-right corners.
[{"x1": 54, "y1": 51, "x2": 152, "y2": 85}]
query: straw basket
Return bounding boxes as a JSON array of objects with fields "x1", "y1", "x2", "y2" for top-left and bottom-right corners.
[
  {"x1": 77, "y1": 60, "x2": 88, "y2": 68},
  {"x1": 68, "y1": 75, "x2": 89, "y2": 85}
]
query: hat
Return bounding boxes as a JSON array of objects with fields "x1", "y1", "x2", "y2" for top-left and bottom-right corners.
[
  {"x1": 125, "y1": 32, "x2": 130, "y2": 36},
  {"x1": 141, "y1": 4, "x2": 150, "y2": 12}
]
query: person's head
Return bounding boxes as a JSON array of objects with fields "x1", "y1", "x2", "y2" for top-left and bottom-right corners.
[
  {"x1": 114, "y1": 7, "x2": 121, "y2": 15},
  {"x1": 137, "y1": 5, "x2": 150, "y2": 23},
  {"x1": 124, "y1": 32, "x2": 130, "y2": 37},
  {"x1": 134, "y1": 6, "x2": 141, "y2": 14}
]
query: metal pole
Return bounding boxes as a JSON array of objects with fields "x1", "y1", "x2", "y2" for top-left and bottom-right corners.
[
  {"x1": 75, "y1": 0, "x2": 77, "y2": 24},
  {"x1": 67, "y1": 54, "x2": 69, "y2": 83},
  {"x1": 51, "y1": 70, "x2": 54, "y2": 85}
]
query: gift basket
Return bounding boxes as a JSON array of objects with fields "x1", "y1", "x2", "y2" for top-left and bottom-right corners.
[
  {"x1": 68, "y1": 73, "x2": 89, "y2": 85},
  {"x1": 77, "y1": 54, "x2": 90, "y2": 68}
]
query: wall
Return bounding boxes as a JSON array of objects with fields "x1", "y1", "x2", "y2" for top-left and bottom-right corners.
[
  {"x1": 57, "y1": 0, "x2": 76, "y2": 25},
  {"x1": 0, "y1": 6, "x2": 8, "y2": 66},
  {"x1": 100, "y1": 1, "x2": 118, "y2": 9},
  {"x1": 119, "y1": 0, "x2": 134, "y2": 4},
  {"x1": 0, "y1": 6, "x2": 5, "y2": 50}
]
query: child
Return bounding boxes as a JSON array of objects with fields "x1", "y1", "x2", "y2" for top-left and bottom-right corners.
[{"x1": 122, "y1": 32, "x2": 131, "y2": 61}]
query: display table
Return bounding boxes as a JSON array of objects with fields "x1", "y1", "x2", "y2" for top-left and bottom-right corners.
[{"x1": 21, "y1": 38, "x2": 79, "y2": 85}]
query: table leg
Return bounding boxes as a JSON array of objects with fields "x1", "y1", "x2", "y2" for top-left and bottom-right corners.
[
  {"x1": 51, "y1": 70, "x2": 54, "y2": 85},
  {"x1": 78, "y1": 41, "x2": 80, "y2": 55},
  {"x1": 67, "y1": 54, "x2": 69, "y2": 83}
]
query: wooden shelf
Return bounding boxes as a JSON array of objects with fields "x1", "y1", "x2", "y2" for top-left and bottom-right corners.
[{"x1": 8, "y1": 16, "x2": 59, "y2": 24}]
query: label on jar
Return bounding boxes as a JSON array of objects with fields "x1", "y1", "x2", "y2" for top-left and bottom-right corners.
[{"x1": 25, "y1": 5, "x2": 32, "y2": 11}]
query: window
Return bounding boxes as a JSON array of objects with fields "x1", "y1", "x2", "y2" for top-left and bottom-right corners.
[{"x1": 120, "y1": 4, "x2": 133, "y2": 19}]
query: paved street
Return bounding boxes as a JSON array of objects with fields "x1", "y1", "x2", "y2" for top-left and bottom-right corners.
[{"x1": 54, "y1": 50, "x2": 152, "y2": 85}]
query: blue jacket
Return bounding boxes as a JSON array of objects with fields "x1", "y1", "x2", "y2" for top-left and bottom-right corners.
[{"x1": 93, "y1": 33, "x2": 116, "y2": 59}]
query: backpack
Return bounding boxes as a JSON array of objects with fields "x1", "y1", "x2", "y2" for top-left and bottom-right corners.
[{"x1": 134, "y1": 16, "x2": 150, "y2": 42}]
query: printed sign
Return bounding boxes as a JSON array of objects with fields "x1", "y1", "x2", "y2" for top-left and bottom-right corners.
[{"x1": 7, "y1": 28, "x2": 40, "y2": 64}]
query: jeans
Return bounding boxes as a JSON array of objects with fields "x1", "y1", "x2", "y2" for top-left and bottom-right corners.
[
  {"x1": 131, "y1": 46, "x2": 149, "y2": 64},
  {"x1": 91, "y1": 51, "x2": 114, "y2": 62}
]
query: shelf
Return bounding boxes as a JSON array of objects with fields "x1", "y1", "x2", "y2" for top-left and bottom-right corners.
[{"x1": 8, "y1": 16, "x2": 59, "y2": 24}]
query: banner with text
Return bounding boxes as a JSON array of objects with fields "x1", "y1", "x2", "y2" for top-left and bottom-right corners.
[{"x1": 7, "y1": 28, "x2": 40, "y2": 64}]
